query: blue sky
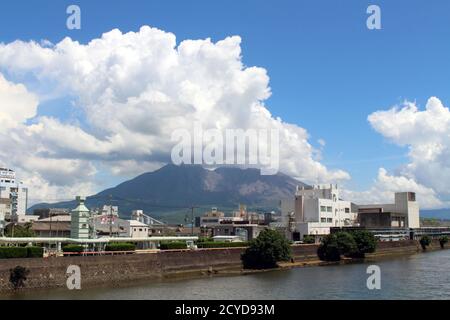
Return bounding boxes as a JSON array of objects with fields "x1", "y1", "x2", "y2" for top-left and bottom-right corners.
[{"x1": 0, "y1": 0, "x2": 449, "y2": 206}]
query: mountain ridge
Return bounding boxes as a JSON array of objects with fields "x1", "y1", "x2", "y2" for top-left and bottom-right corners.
[{"x1": 29, "y1": 164, "x2": 307, "y2": 221}]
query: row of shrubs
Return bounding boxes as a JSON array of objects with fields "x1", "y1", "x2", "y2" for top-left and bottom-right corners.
[
  {"x1": 419, "y1": 235, "x2": 449, "y2": 250},
  {"x1": 62, "y1": 243, "x2": 136, "y2": 253},
  {"x1": 0, "y1": 246, "x2": 44, "y2": 259},
  {"x1": 197, "y1": 241, "x2": 249, "y2": 248},
  {"x1": 159, "y1": 242, "x2": 187, "y2": 250}
]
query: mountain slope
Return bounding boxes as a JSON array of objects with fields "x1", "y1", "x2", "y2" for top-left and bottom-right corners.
[
  {"x1": 30, "y1": 164, "x2": 307, "y2": 219},
  {"x1": 420, "y1": 208, "x2": 450, "y2": 220}
]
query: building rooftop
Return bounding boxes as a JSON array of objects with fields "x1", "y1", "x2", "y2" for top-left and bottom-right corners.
[
  {"x1": 38, "y1": 215, "x2": 72, "y2": 222},
  {"x1": 128, "y1": 220, "x2": 149, "y2": 227}
]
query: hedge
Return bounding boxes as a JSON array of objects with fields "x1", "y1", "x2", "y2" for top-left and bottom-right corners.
[
  {"x1": 105, "y1": 242, "x2": 136, "y2": 252},
  {"x1": 159, "y1": 242, "x2": 187, "y2": 250},
  {"x1": 26, "y1": 246, "x2": 44, "y2": 258},
  {"x1": 0, "y1": 247, "x2": 28, "y2": 259},
  {"x1": 62, "y1": 244, "x2": 84, "y2": 253},
  {"x1": 197, "y1": 241, "x2": 249, "y2": 248},
  {"x1": 0, "y1": 246, "x2": 43, "y2": 259}
]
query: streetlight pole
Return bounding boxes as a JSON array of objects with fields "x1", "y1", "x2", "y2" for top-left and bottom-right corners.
[
  {"x1": 109, "y1": 194, "x2": 113, "y2": 238},
  {"x1": 191, "y1": 206, "x2": 194, "y2": 236}
]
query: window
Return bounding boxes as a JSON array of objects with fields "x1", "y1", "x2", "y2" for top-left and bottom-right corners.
[
  {"x1": 327, "y1": 218, "x2": 333, "y2": 223},
  {"x1": 326, "y1": 206, "x2": 332, "y2": 212},
  {"x1": 321, "y1": 218, "x2": 326, "y2": 223},
  {"x1": 320, "y1": 206, "x2": 326, "y2": 212},
  {"x1": 345, "y1": 208, "x2": 350, "y2": 213},
  {"x1": 139, "y1": 228, "x2": 143, "y2": 232}
]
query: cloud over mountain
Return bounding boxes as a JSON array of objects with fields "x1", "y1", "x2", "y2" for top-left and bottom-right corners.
[{"x1": 0, "y1": 26, "x2": 349, "y2": 203}]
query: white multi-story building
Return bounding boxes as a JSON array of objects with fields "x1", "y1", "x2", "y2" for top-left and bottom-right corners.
[
  {"x1": 283, "y1": 184, "x2": 357, "y2": 240},
  {"x1": 70, "y1": 196, "x2": 90, "y2": 239},
  {"x1": 101, "y1": 205, "x2": 119, "y2": 217},
  {"x1": 0, "y1": 168, "x2": 28, "y2": 221}
]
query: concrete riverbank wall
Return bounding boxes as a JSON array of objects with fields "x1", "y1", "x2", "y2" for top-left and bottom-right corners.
[{"x1": 0, "y1": 240, "x2": 441, "y2": 293}]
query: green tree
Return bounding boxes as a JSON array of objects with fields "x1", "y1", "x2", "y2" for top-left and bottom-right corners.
[
  {"x1": 317, "y1": 234, "x2": 341, "y2": 261},
  {"x1": 335, "y1": 232, "x2": 358, "y2": 256},
  {"x1": 439, "y1": 236, "x2": 448, "y2": 249},
  {"x1": 9, "y1": 266, "x2": 29, "y2": 290},
  {"x1": 420, "y1": 235, "x2": 431, "y2": 250},
  {"x1": 350, "y1": 230, "x2": 377, "y2": 258},
  {"x1": 317, "y1": 232, "x2": 358, "y2": 261},
  {"x1": 302, "y1": 235, "x2": 315, "y2": 244},
  {"x1": 6, "y1": 223, "x2": 35, "y2": 238},
  {"x1": 241, "y1": 229, "x2": 292, "y2": 269}
]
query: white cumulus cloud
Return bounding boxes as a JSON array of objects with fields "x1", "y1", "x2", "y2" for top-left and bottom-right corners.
[
  {"x1": 342, "y1": 168, "x2": 443, "y2": 209},
  {"x1": 0, "y1": 26, "x2": 350, "y2": 204},
  {"x1": 369, "y1": 97, "x2": 450, "y2": 195}
]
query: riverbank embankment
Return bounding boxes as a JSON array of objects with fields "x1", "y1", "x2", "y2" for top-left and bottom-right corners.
[{"x1": 0, "y1": 239, "x2": 444, "y2": 293}]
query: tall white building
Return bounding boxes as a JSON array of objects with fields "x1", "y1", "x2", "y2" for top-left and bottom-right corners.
[
  {"x1": 284, "y1": 184, "x2": 357, "y2": 240},
  {"x1": 0, "y1": 168, "x2": 28, "y2": 221},
  {"x1": 71, "y1": 196, "x2": 90, "y2": 239}
]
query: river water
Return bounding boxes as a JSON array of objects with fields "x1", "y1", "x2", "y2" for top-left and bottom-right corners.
[{"x1": 3, "y1": 249, "x2": 450, "y2": 300}]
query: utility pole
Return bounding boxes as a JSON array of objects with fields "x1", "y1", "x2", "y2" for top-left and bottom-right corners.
[
  {"x1": 191, "y1": 206, "x2": 194, "y2": 236},
  {"x1": 109, "y1": 194, "x2": 113, "y2": 238},
  {"x1": 49, "y1": 212, "x2": 52, "y2": 238},
  {"x1": 187, "y1": 205, "x2": 199, "y2": 236}
]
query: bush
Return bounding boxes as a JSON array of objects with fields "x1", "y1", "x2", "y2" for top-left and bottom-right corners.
[
  {"x1": 317, "y1": 239, "x2": 341, "y2": 262},
  {"x1": 0, "y1": 247, "x2": 28, "y2": 259},
  {"x1": 350, "y1": 230, "x2": 377, "y2": 258},
  {"x1": 159, "y1": 242, "x2": 187, "y2": 250},
  {"x1": 62, "y1": 244, "x2": 84, "y2": 253},
  {"x1": 439, "y1": 236, "x2": 449, "y2": 249},
  {"x1": 302, "y1": 235, "x2": 315, "y2": 244},
  {"x1": 105, "y1": 243, "x2": 136, "y2": 252},
  {"x1": 197, "y1": 242, "x2": 249, "y2": 248},
  {"x1": 420, "y1": 235, "x2": 431, "y2": 250},
  {"x1": 241, "y1": 229, "x2": 292, "y2": 269},
  {"x1": 317, "y1": 232, "x2": 358, "y2": 261},
  {"x1": 9, "y1": 266, "x2": 29, "y2": 290},
  {"x1": 335, "y1": 232, "x2": 358, "y2": 257},
  {"x1": 0, "y1": 246, "x2": 44, "y2": 259},
  {"x1": 317, "y1": 234, "x2": 341, "y2": 261},
  {"x1": 197, "y1": 237, "x2": 213, "y2": 243},
  {"x1": 26, "y1": 246, "x2": 44, "y2": 258}
]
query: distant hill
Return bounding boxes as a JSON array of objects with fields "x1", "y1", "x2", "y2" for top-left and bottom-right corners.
[
  {"x1": 29, "y1": 164, "x2": 307, "y2": 222},
  {"x1": 420, "y1": 208, "x2": 450, "y2": 220}
]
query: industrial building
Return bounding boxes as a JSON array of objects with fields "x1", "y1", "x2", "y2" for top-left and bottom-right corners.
[
  {"x1": 32, "y1": 215, "x2": 71, "y2": 238},
  {"x1": 282, "y1": 184, "x2": 357, "y2": 241},
  {"x1": 357, "y1": 192, "x2": 420, "y2": 229},
  {"x1": 282, "y1": 183, "x2": 421, "y2": 241}
]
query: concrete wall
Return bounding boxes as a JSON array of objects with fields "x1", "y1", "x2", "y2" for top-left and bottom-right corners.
[
  {"x1": 0, "y1": 248, "x2": 246, "y2": 292},
  {"x1": 0, "y1": 240, "x2": 439, "y2": 293}
]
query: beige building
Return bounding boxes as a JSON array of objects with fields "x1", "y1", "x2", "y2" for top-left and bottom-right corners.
[
  {"x1": 357, "y1": 192, "x2": 420, "y2": 229},
  {"x1": 128, "y1": 220, "x2": 149, "y2": 238}
]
